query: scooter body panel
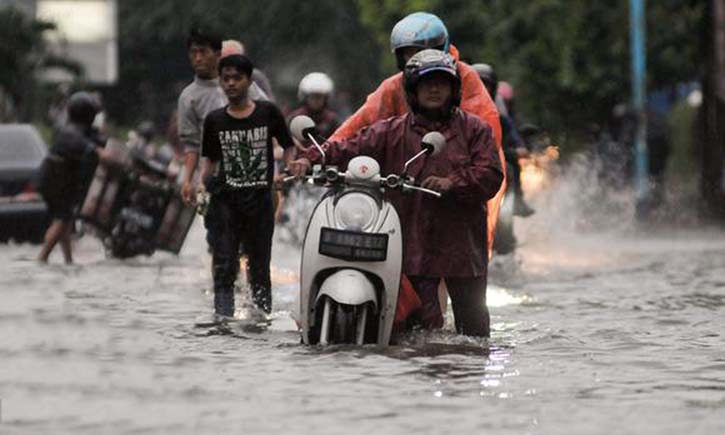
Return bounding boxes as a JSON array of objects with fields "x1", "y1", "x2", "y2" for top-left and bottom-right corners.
[
  {"x1": 316, "y1": 269, "x2": 378, "y2": 310},
  {"x1": 300, "y1": 193, "x2": 402, "y2": 346}
]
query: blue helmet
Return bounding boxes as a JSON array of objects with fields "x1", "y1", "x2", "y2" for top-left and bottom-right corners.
[{"x1": 390, "y1": 12, "x2": 449, "y2": 70}]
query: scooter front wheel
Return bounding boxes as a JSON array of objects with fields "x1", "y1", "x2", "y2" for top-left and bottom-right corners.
[{"x1": 318, "y1": 297, "x2": 370, "y2": 345}]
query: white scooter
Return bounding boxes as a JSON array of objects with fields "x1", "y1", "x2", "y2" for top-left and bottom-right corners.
[{"x1": 288, "y1": 116, "x2": 445, "y2": 346}]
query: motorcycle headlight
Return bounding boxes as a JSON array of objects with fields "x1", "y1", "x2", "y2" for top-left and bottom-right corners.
[{"x1": 334, "y1": 192, "x2": 378, "y2": 231}]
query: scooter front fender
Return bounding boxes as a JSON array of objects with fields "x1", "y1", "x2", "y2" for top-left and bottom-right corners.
[{"x1": 316, "y1": 269, "x2": 378, "y2": 311}]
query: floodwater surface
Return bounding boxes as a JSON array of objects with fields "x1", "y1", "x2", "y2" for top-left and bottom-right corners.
[{"x1": 1, "y1": 176, "x2": 724, "y2": 434}]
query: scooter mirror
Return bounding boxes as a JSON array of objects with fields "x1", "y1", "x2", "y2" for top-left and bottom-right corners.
[
  {"x1": 403, "y1": 131, "x2": 446, "y2": 175},
  {"x1": 289, "y1": 115, "x2": 326, "y2": 164},
  {"x1": 421, "y1": 131, "x2": 446, "y2": 157},
  {"x1": 290, "y1": 115, "x2": 316, "y2": 142}
]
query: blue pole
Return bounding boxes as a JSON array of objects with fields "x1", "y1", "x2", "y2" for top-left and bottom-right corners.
[{"x1": 630, "y1": 0, "x2": 648, "y2": 201}]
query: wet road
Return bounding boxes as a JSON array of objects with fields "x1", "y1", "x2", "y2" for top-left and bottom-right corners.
[{"x1": 1, "y1": 190, "x2": 724, "y2": 434}]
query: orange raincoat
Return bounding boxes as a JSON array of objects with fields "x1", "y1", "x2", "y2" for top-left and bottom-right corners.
[{"x1": 330, "y1": 46, "x2": 506, "y2": 254}]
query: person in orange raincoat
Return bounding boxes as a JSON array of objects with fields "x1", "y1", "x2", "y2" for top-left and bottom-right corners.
[{"x1": 330, "y1": 12, "x2": 506, "y2": 256}]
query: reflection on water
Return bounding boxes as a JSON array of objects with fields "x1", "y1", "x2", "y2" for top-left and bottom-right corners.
[
  {"x1": 487, "y1": 285, "x2": 533, "y2": 308},
  {"x1": 1, "y1": 207, "x2": 725, "y2": 433}
]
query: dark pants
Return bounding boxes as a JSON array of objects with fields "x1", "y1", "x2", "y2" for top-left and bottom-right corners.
[
  {"x1": 505, "y1": 156, "x2": 524, "y2": 198},
  {"x1": 408, "y1": 275, "x2": 490, "y2": 337},
  {"x1": 205, "y1": 190, "x2": 274, "y2": 316}
]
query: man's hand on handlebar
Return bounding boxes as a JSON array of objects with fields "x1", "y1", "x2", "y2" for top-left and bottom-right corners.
[
  {"x1": 288, "y1": 158, "x2": 312, "y2": 178},
  {"x1": 273, "y1": 173, "x2": 289, "y2": 190},
  {"x1": 421, "y1": 176, "x2": 453, "y2": 193}
]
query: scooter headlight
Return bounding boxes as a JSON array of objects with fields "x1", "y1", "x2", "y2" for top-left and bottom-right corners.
[{"x1": 334, "y1": 192, "x2": 378, "y2": 231}]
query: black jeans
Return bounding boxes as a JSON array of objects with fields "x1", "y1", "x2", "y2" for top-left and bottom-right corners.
[
  {"x1": 505, "y1": 155, "x2": 524, "y2": 198},
  {"x1": 408, "y1": 275, "x2": 490, "y2": 337},
  {"x1": 205, "y1": 190, "x2": 274, "y2": 316}
]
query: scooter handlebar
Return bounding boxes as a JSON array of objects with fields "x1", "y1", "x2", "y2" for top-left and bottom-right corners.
[
  {"x1": 380, "y1": 174, "x2": 441, "y2": 197},
  {"x1": 401, "y1": 183, "x2": 442, "y2": 198},
  {"x1": 276, "y1": 165, "x2": 343, "y2": 189},
  {"x1": 280, "y1": 166, "x2": 440, "y2": 197}
]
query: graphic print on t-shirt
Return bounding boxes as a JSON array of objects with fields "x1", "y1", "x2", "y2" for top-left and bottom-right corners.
[{"x1": 218, "y1": 127, "x2": 268, "y2": 188}]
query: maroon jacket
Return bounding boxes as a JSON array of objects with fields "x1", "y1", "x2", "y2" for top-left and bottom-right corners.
[{"x1": 303, "y1": 110, "x2": 503, "y2": 277}]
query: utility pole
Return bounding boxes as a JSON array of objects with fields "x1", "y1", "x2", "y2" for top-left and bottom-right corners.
[
  {"x1": 715, "y1": 1, "x2": 725, "y2": 102},
  {"x1": 629, "y1": 0, "x2": 648, "y2": 205},
  {"x1": 703, "y1": 0, "x2": 725, "y2": 218}
]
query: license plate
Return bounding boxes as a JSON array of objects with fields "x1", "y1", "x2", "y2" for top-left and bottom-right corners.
[{"x1": 319, "y1": 227, "x2": 388, "y2": 262}]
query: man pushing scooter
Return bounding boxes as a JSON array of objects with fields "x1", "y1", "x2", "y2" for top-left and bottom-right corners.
[{"x1": 289, "y1": 50, "x2": 503, "y2": 337}]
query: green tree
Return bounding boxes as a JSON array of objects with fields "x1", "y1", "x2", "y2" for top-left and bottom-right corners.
[
  {"x1": 105, "y1": 0, "x2": 707, "y2": 145},
  {"x1": 0, "y1": 6, "x2": 81, "y2": 121},
  {"x1": 356, "y1": 0, "x2": 708, "y2": 149},
  {"x1": 107, "y1": 0, "x2": 383, "y2": 127}
]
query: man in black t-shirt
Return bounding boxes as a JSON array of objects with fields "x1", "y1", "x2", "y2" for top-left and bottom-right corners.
[{"x1": 200, "y1": 54, "x2": 294, "y2": 317}]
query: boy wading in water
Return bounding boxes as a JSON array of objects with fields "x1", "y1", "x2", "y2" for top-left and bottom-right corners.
[{"x1": 200, "y1": 54, "x2": 294, "y2": 317}]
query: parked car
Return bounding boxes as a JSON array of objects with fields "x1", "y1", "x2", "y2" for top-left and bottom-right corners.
[{"x1": 0, "y1": 124, "x2": 50, "y2": 243}]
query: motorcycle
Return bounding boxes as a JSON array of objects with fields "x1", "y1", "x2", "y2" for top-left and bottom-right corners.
[
  {"x1": 288, "y1": 116, "x2": 445, "y2": 346},
  {"x1": 492, "y1": 161, "x2": 518, "y2": 255},
  {"x1": 493, "y1": 140, "x2": 559, "y2": 255},
  {"x1": 79, "y1": 140, "x2": 196, "y2": 258}
]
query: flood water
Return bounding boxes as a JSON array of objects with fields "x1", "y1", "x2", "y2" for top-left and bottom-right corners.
[{"x1": 1, "y1": 170, "x2": 724, "y2": 434}]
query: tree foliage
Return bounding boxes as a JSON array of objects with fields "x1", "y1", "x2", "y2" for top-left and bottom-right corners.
[
  {"x1": 107, "y1": 0, "x2": 383, "y2": 127},
  {"x1": 0, "y1": 6, "x2": 81, "y2": 121},
  {"x1": 101, "y1": 0, "x2": 707, "y2": 143},
  {"x1": 356, "y1": 0, "x2": 708, "y2": 146}
]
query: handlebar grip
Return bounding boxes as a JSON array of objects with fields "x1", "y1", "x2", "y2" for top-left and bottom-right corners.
[{"x1": 403, "y1": 184, "x2": 442, "y2": 198}]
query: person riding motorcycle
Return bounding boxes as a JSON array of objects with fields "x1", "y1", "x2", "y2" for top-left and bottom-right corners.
[
  {"x1": 287, "y1": 72, "x2": 341, "y2": 140},
  {"x1": 497, "y1": 80, "x2": 516, "y2": 121},
  {"x1": 473, "y1": 63, "x2": 534, "y2": 217},
  {"x1": 290, "y1": 50, "x2": 504, "y2": 337},
  {"x1": 328, "y1": 11, "x2": 506, "y2": 254},
  {"x1": 277, "y1": 73, "x2": 342, "y2": 225}
]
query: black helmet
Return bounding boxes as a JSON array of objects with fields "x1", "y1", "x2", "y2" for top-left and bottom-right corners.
[
  {"x1": 67, "y1": 91, "x2": 100, "y2": 127},
  {"x1": 403, "y1": 49, "x2": 461, "y2": 117},
  {"x1": 472, "y1": 63, "x2": 498, "y2": 100}
]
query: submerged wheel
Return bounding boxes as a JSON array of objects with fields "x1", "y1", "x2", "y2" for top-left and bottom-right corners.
[
  {"x1": 317, "y1": 297, "x2": 372, "y2": 345},
  {"x1": 331, "y1": 303, "x2": 356, "y2": 344}
]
